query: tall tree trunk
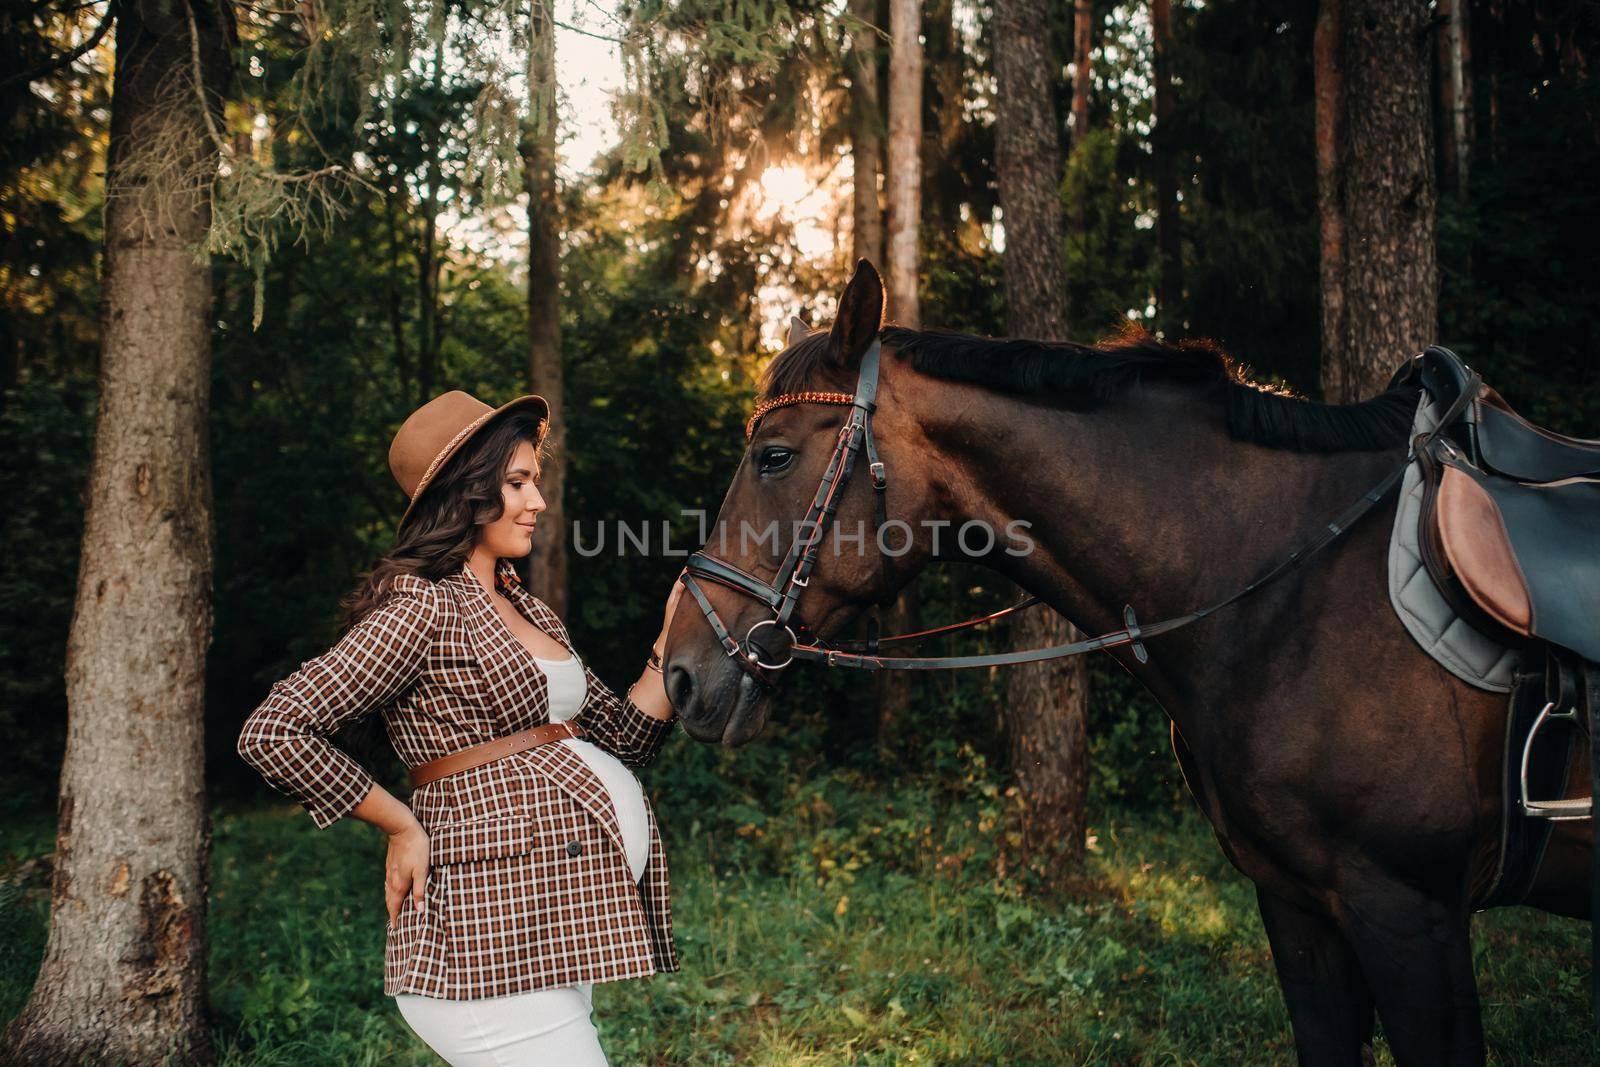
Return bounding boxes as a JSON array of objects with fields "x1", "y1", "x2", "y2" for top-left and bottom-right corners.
[
  {"x1": 878, "y1": 0, "x2": 923, "y2": 739},
  {"x1": 0, "y1": 1, "x2": 228, "y2": 1063},
  {"x1": 1070, "y1": 0, "x2": 1093, "y2": 150},
  {"x1": 1435, "y1": 0, "x2": 1472, "y2": 197},
  {"x1": 1151, "y1": 0, "x2": 1182, "y2": 316},
  {"x1": 522, "y1": 0, "x2": 567, "y2": 614},
  {"x1": 924, "y1": 0, "x2": 964, "y2": 230},
  {"x1": 885, "y1": 0, "x2": 921, "y2": 325},
  {"x1": 1315, "y1": 0, "x2": 1438, "y2": 403},
  {"x1": 850, "y1": 0, "x2": 884, "y2": 267},
  {"x1": 1486, "y1": 0, "x2": 1503, "y2": 165},
  {"x1": 992, "y1": 0, "x2": 1090, "y2": 876}
]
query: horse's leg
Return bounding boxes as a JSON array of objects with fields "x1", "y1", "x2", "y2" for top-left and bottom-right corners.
[
  {"x1": 1256, "y1": 888, "x2": 1376, "y2": 1065},
  {"x1": 1337, "y1": 885, "x2": 1484, "y2": 1067}
]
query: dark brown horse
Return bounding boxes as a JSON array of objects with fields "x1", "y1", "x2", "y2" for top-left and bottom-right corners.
[{"x1": 660, "y1": 261, "x2": 1591, "y2": 1064}]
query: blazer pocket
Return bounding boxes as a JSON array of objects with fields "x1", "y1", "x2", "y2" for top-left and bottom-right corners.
[
  {"x1": 384, "y1": 866, "x2": 448, "y2": 992},
  {"x1": 427, "y1": 815, "x2": 538, "y2": 865}
]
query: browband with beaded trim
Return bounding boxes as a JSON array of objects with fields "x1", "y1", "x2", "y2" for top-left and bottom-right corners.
[{"x1": 745, "y1": 390, "x2": 856, "y2": 439}]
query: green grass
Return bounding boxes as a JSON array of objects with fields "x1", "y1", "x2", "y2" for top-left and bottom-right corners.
[{"x1": 2, "y1": 766, "x2": 1595, "y2": 1065}]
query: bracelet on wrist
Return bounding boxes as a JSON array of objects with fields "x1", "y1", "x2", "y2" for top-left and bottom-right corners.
[{"x1": 646, "y1": 648, "x2": 663, "y2": 672}]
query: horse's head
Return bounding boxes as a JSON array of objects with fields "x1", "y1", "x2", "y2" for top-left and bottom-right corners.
[{"x1": 664, "y1": 260, "x2": 938, "y2": 745}]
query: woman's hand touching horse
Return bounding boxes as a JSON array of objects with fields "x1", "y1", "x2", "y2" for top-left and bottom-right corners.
[
  {"x1": 652, "y1": 568, "x2": 687, "y2": 659},
  {"x1": 632, "y1": 569, "x2": 687, "y2": 720}
]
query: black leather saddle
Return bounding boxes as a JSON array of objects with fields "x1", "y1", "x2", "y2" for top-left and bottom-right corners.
[
  {"x1": 1389, "y1": 347, "x2": 1600, "y2": 663},
  {"x1": 1394, "y1": 347, "x2": 1600, "y2": 1027},
  {"x1": 1393, "y1": 345, "x2": 1600, "y2": 479}
]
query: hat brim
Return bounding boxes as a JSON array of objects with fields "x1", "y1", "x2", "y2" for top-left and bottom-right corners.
[{"x1": 398, "y1": 393, "x2": 550, "y2": 531}]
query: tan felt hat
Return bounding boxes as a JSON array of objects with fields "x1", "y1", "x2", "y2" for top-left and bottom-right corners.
[{"x1": 389, "y1": 390, "x2": 549, "y2": 529}]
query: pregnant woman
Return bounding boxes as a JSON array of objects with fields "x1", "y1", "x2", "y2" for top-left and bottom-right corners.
[{"x1": 236, "y1": 389, "x2": 685, "y2": 1064}]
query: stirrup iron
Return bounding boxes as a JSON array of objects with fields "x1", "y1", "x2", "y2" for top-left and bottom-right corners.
[{"x1": 1520, "y1": 700, "x2": 1592, "y2": 820}]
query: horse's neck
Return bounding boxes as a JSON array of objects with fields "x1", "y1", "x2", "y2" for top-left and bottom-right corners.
[{"x1": 919, "y1": 380, "x2": 1404, "y2": 729}]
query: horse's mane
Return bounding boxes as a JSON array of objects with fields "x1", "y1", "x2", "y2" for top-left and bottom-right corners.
[{"x1": 759, "y1": 323, "x2": 1422, "y2": 454}]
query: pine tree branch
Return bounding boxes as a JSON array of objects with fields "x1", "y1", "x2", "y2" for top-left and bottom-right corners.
[
  {"x1": 1, "y1": 0, "x2": 115, "y2": 90},
  {"x1": 552, "y1": 16, "x2": 626, "y2": 45},
  {"x1": 186, "y1": 0, "x2": 230, "y2": 155},
  {"x1": 575, "y1": 0, "x2": 628, "y2": 31}
]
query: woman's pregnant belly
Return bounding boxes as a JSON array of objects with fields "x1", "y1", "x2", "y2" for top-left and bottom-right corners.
[{"x1": 557, "y1": 738, "x2": 650, "y2": 882}]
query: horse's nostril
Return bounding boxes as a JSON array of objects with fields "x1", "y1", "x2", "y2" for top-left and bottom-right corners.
[{"x1": 665, "y1": 661, "x2": 694, "y2": 711}]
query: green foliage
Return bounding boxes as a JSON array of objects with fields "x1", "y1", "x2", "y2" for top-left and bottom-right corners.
[
  {"x1": 3, "y1": 3, "x2": 1598, "y2": 1057},
  {"x1": 1, "y1": 4, "x2": 108, "y2": 384},
  {"x1": 0, "y1": 376, "x2": 97, "y2": 809},
  {"x1": 5, "y1": 774, "x2": 1596, "y2": 1062},
  {"x1": 0, "y1": 808, "x2": 55, "y2": 1023},
  {"x1": 1434, "y1": 5, "x2": 1600, "y2": 436},
  {"x1": 204, "y1": 172, "x2": 535, "y2": 788},
  {"x1": 1063, "y1": 123, "x2": 1158, "y2": 339},
  {"x1": 203, "y1": 806, "x2": 440, "y2": 1062},
  {"x1": 614, "y1": 0, "x2": 848, "y2": 191},
  {"x1": 1086, "y1": 660, "x2": 1188, "y2": 814},
  {"x1": 548, "y1": 180, "x2": 763, "y2": 675},
  {"x1": 1164, "y1": 0, "x2": 1322, "y2": 390}
]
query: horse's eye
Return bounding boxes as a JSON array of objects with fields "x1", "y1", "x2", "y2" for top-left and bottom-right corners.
[{"x1": 758, "y1": 446, "x2": 795, "y2": 475}]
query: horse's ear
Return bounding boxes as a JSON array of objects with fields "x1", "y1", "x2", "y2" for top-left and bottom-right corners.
[
  {"x1": 788, "y1": 314, "x2": 810, "y2": 349},
  {"x1": 829, "y1": 259, "x2": 884, "y2": 368}
]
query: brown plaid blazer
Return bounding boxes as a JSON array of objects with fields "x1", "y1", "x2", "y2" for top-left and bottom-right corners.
[{"x1": 235, "y1": 556, "x2": 680, "y2": 999}]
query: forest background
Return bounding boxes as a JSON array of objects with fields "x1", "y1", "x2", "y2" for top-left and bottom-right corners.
[{"x1": 1, "y1": 0, "x2": 1598, "y2": 1062}]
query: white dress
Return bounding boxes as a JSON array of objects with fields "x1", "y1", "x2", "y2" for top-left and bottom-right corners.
[{"x1": 530, "y1": 650, "x2": 652, "y2": 884}]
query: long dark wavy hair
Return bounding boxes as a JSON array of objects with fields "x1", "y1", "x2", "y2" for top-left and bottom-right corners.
[{"x1": 333, "y1": 408, "x2": 549, "y2": 771}]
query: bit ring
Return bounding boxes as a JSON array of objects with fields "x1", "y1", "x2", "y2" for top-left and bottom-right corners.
[{"x1": 743, "y1": 619, "x2": 796, "y2": 671}]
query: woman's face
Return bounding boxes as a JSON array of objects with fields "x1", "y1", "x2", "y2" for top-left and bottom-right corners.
[{"x1": 477, "y1": 439, "x2": 545, "y2": 558}]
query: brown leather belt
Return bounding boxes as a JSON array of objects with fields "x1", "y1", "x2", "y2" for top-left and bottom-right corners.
[{"x1": 408, "y1": 721, "x2": 585, "y2": 789}]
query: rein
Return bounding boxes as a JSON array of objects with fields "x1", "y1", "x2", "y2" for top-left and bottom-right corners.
[{"x1": 680, "y1": 336, "x2": 1479, "y2": 680}]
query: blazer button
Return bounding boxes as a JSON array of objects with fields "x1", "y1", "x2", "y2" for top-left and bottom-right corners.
[{"x1": 566, "y1": 840, "x2": 583, "y2": 857}]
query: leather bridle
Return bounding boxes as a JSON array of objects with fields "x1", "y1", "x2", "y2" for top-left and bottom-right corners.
[
  {"x1": 681, "y1": 338, "x2": 893, "y2": 683},
  {"x1": 680, "y1": 338, "x2": 1480, "y2": 683}
]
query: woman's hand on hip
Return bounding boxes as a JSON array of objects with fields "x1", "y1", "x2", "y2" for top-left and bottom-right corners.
[{"x1": 385, "y1": 822, "x2": 431, "y2": 924}]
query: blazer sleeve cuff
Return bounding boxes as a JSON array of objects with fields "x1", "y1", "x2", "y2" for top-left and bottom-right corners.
[
  {"x1": 303, "y1": 763, "x2": 377, "y2": 829},
  {"x1": 237, "y1": 697, "x2": 380, "y2": 829},
  {"x1": 611, "y1": 696, "x2": 676, "y2": 767}
]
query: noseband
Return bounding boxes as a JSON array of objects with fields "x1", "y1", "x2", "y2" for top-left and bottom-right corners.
[{"x1": 680, "y1": 338, "x2": 1481, "y2": 683}]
